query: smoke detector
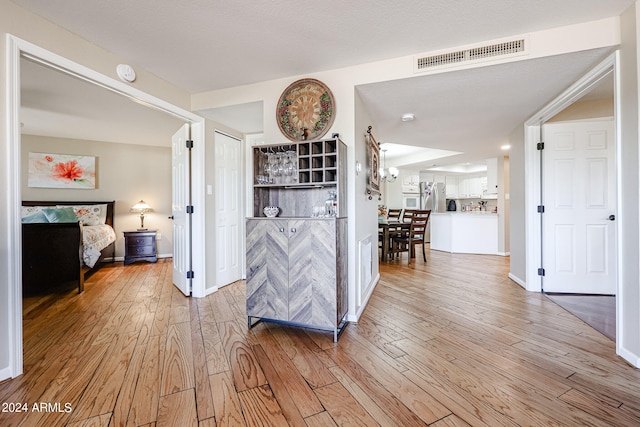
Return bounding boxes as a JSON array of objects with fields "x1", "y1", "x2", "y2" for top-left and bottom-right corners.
[{"x1": 116, "y1": 64, "x2": 136, "y2": 83}]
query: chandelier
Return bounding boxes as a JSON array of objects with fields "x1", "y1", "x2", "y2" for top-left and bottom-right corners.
[{"x1": 379, "y1": 149, "x2": 399, "y2": 182}]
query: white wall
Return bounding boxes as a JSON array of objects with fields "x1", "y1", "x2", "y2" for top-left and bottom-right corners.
[
  {"x1": 21, "y1": 135, "x2": 174, "y2": 257},
  {"x1": 618, "y1": 1, "x2": 640, "y2": 364},
  {"x1": 508, "y1": 125, "x2": 526, "y2": 284}
]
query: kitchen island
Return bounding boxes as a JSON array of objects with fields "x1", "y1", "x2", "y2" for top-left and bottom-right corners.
[{"x1": 430, "y1": 212, "x2": 499, "y2": 255}]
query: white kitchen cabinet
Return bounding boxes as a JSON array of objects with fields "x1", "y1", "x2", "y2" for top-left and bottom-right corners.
[
  {"x1": 458, "y1": 173, "x2": 484, "y2": 198},
  {"x1": 434, "y1": 174, "x2": 446, "y2": 184},
  {"x1": 445, "y1": 175, "x2": 458, "y2": 198},
  {"x1": 419, "y1": 172, "x2": 434, "y2": 183},
  {"x1": 402, "y1": 174, "x2": 420, "y2": 185},
  {"x1": 486, "y1": 157, "x2": 498, "y2": 194}
]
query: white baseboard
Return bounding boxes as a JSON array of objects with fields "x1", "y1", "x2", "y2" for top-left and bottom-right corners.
[
  {"x1": 0, "y1": 365, "x2": 13, "y2": 382},
  {"x1": 112, "y1": 254, "x2": 172, "y2": 262},
  {"x1": 347, "y1": 272, "x2": 380, "y2": 323},
  {"x1": 508, "y1": 272, "x2": 526, "y2": 289},
  {"x1": 617, "y1": 345, "x2": 640, "y2": 369},
  {"x1": 497, "y1": 251, "x2": 510, "y2": 256}
]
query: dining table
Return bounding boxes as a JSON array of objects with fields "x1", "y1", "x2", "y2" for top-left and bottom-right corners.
[{"x1": 378, "y1": 220, "x2": 411, "y2": 261}]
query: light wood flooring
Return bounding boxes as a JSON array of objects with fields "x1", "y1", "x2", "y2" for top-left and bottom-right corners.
[
  {"x1": 545, "y1": 294, "x2": 616, "y2": 341},
  {"x1": 1, "y1": 252, "x2": 640, "y2": 426}
]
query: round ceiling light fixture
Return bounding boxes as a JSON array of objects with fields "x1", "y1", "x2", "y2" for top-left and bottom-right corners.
[
  {"x1": 401, "y1": 113, "x2": 415, "y2": 122},
  {"x1": 501, "y1": 144, "x2": 511, "y2": 150}
]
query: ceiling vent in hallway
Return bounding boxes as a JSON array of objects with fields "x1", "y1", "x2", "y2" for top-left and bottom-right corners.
[{"x1": 415, "y1": 38, "x2": 527, "y2": 72}]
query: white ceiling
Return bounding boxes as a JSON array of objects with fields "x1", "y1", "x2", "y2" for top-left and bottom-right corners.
[
  {"x1": 14, "y1": 0, "x2": 627, "y2": 163},
  {"x1": 21, "y1": 58, "x2": 185, "y2": 146}
]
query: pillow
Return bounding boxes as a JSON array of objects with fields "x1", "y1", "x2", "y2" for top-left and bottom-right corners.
[
  {"x1": 21, "y1": 205, "x2": 46, "y2": 218},
  {"x1": 21, "y1": 210, "x2": 49, "y2": 223},
  {"x1": 42, "y1": 207, "x2": 78, "y2": 223},
  {"x1": 59, "y1": 204, "x2": 107, "y2": 226}
]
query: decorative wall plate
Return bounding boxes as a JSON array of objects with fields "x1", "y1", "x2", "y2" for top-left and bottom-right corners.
[{"x1": 277, "y1": 78, "x2": 335, "y2": 141}]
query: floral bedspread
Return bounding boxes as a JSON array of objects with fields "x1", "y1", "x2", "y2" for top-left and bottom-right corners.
[{"x1": 83, "y1": 224, "x2": 116, "y2": 268}]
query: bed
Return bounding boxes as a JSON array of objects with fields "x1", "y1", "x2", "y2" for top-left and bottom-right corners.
[{"x1": 21, "y1": 200, "x2": 116, "y2": 295}]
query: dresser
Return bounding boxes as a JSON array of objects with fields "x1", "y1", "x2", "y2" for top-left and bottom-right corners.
[{"x1": 124, "y1": 230, "x2": 157, "y2": 265}]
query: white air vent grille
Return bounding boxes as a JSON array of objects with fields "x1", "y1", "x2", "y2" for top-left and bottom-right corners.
[{"x1": 416, "y1": 39, "x2": 526, "y2": 71}]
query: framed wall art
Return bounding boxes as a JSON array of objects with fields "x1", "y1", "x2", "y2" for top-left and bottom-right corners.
[
  {"x1": 365, "y1": 126, "x2": 381, "y2": 199},
  {"x1": 28, "y1": 152, "x2": 96, "y2": 189}
]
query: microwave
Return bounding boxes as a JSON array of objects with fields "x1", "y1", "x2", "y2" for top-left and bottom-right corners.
[{"x1": 402, "y1": 194, "x2": 420, "y2": 209}]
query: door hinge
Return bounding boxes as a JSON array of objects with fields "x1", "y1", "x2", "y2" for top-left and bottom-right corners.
[
  {"x1": 187, "y1": 270, "x2": 194, "y2": 279},
  {"x1": 186, "y1": 205, "x2": 194, "y2": 214},
  {"x1": 538, "y1": 268, "x2": 545, "y2": 276},
  {"x1": 537, "y1": 142, "x2": 544, "y2": 150},
  {"x1": 186, "y1": 140, "x2": 194, "y2": 149},
  {"x1": 537, "y1": 205, "x2": 545, "y2": 213}
]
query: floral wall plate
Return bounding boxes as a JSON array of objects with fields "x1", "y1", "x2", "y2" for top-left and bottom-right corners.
[{"x1": 277, "y1": 78, "x2": 335, "y2": 141}]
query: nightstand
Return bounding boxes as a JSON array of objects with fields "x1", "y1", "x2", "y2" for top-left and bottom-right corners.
[{"x1": 124, "y1": 230, "x2": 157, "y2": 265}]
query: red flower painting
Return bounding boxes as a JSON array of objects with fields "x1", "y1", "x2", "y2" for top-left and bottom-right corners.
[
  {"x1": 28, "y1": 152, "x2": 96, "y2": 189},
  {"x1": 52, "y1": 160, "x2": 84, "y2": 181}
]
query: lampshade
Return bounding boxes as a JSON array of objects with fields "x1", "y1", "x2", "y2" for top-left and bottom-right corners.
[
  {"x1": 130, "y1": 200, "x2": 153, "y2": 230},
  {"x1": 130, "y1": 200, "x2": 153, "y2": 213}
]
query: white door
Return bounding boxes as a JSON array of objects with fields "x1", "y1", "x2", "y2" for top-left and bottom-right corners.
[
  {"x1": 215, "y1": 131, "x2": 243, "y2": 287},
  {"x1": 542, "y1": 119, "x2": 616, "y2": 294},
  {"x1": 172, "y1": 124, "x2": 191, "y2": 296}
]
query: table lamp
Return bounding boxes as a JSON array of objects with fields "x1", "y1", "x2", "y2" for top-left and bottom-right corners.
[{"x1": 130, "y1": 200, "x2": 153, "y2": 230}]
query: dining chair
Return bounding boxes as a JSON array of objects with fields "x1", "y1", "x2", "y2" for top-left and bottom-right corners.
[
  {"x1": 383, "y1": 208, "x2": 403, "y2": 259},
  {"x1": 389, "y1": 209, "x2": 417, "y2": 258},
  {"x1": 392, "y1": 210, "x2": 431, "y2": 264},
  {"x1": 402, "y1": 209, "x2": 416, "y2": 222},
  {"x1": 387, "y1": 209, "x2": 402, "y2": 221}
]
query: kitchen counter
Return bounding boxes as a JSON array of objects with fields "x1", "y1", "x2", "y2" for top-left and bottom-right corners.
[{"x1": 430, "y1": 212, "x2": 498, "y2": 255}]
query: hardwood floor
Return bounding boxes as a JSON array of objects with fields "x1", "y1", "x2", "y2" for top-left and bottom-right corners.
[
  {"x1": 545, "y1": 294, "x2": 616, "y2": 341},
  {"x1": 1, "y1": 253, "x2": 640, "y2": 426}
]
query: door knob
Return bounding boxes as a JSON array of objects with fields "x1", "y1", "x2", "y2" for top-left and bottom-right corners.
[{"x1": 608, "y1": 214, "x2": 615, "y2": 221}]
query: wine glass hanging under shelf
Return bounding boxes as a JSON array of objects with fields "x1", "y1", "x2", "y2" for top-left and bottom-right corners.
[{"x1": 256, "y1": 145, "x2": 298, "y2": 185}]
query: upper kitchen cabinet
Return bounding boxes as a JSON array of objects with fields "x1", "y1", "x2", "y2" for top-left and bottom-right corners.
[
  {"x1": 402, "y1": 174, "x2": 420, "y2": 186},
  {"x1": 486, "y1": 157, "x2": 498, "y2": 195},
  {"x1": 445, "y1": 175, "x2": 458, "y2": 198},
  {"x1": 458, "y1": 173, "x2": 484, "y2": 198}
]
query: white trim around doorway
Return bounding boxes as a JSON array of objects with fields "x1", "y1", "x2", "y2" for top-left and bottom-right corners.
[
  {"x1": 523, "y1": 51, "x2": 632, "y2": 365},
  {"x1": 5, "y1": 34, "x2": 207, "y2": 379}
]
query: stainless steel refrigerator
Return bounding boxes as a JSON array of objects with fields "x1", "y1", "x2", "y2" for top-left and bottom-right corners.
[
  {"x1": 420, "y1": 182, "x2": 446, "y2": 242},
  {"x1": 420, "y1": 182, "x2": 446, "y2": 212}
]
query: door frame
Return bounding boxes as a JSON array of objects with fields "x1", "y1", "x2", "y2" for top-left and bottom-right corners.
[
  {"x1": 524, "y1": 52, "x2": 622, "y2": 346},
  {"x1": 524, "y1": 52, "x2": 620, "y2": 293},
  {"x1": 5, "y1": 34, "x2": 207, "y2": 378}
]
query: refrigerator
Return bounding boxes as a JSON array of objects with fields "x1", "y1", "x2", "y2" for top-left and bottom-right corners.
[
  {"x1": 420, "y1": 182, "x2": 446, "y2": 242},
  {"x1": 420, "y1": 182, "x2": 446, "y2": 212}
]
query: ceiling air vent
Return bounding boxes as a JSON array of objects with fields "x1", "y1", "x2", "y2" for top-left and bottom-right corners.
[{"x1": 415, "y1": 38, "x2": 526, "y2": 72}]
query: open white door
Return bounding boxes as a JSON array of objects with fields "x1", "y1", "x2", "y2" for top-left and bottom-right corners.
[
  {"x1": 542, "y1": 119, "x2": 616, "y2": 294},
  {"x1": 172, "y1": 123, "x2": 192, "y2": 296},
  {"x1": 215, "y1": 131, "x2": 243, "y2": 287}
]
